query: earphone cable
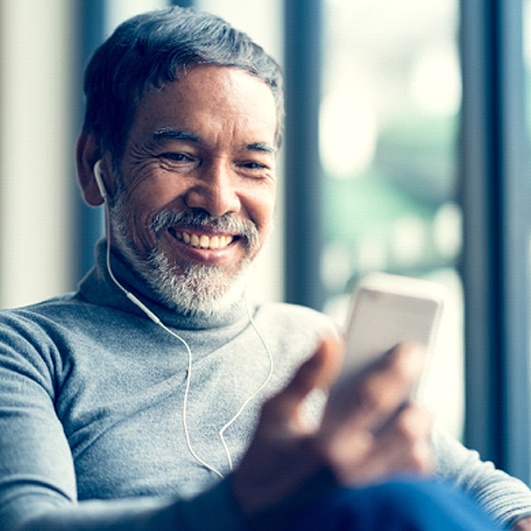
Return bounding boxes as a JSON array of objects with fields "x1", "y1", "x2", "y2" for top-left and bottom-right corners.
[{"x1": 217, "y1": 297, "x2": 273, "y2": 470}]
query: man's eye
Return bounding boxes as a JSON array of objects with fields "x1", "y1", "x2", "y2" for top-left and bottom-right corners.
[
  {"x1": 162, "y1": 153, "x2": 193, "y2": 162},
  {"x1": 242, "y1": 161, "x2": 267, "y2": 170}
]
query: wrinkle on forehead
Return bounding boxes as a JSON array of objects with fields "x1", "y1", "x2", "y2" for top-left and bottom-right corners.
[{"x1": 129, "y1": 66, "x2": 278, "y2": 151}]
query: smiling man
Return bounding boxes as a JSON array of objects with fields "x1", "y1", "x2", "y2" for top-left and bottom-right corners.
[
  {"x1": 0, "y1": 6, "x2": 531, "y2": 531},
  {"x1": 81, "y1": 65, "x2": 277, "y2": 315}
]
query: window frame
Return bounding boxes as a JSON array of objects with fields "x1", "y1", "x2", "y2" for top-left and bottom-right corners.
[{"x1": 460, "y1": 0, "x2": 531, "y2": 482}]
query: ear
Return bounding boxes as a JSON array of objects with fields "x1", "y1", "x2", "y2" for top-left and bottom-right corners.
[{"x1": 76, "y1": 132, "x2": 107, "y2": 206}]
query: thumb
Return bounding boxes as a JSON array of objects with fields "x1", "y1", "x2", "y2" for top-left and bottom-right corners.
[
  {"x1": 307, "y1": 335, "x2": 344, "y2": 391},
  {"x1": 262, "y1": 335, "x2": 344, "y2": 425}
]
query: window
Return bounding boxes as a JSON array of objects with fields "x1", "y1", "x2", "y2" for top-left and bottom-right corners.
[{"x1": 321, "y1": 0, "x2": 463, "y2": 438}]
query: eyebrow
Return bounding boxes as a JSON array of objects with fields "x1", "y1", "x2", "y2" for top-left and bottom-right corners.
[
  {"x1": 152, "y1": 127, "x2": 276, "y2": 154},
  {"x1": 153, "y1": 128, "x2": 202, "y2": 144},
  {"x1": 248, "y1": 142, "x2": 277, "y2": 154}
]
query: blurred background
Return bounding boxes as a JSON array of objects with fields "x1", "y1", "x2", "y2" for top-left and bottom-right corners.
[{"x1": 0, "y1": 0, "x2": 530, "y2": 484}]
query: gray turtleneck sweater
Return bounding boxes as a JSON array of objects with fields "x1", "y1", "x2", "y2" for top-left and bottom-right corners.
[{"x1": 0, "y1": 241, "x2": 530, "y2": 530}]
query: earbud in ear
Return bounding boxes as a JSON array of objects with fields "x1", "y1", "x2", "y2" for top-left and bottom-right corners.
[{"x1": 93, "y1": 160, "x2": 108, "y2": 201}]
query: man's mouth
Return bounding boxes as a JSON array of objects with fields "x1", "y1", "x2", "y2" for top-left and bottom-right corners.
[{"x1": 171, "y1": 230, "x2": 235, "y2": 250}]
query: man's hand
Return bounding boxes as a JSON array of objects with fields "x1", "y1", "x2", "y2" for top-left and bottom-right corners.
[{"x1": 231, "y1": 337, "x2": 433, "y2": 518}]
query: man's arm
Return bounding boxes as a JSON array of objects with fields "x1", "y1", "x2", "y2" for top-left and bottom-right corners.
[
  {"x1": 1, "y1": 324, "x2": 513, "y2": 530},
  {"x1": 1, "y1": 329, "x2": 426, "y2": 530},
  {"x1": 0, "y1": 308, "x2": 255, "y2": 531}
]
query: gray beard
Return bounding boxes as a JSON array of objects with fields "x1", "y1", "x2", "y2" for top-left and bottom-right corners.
[
  {"x1": 108, "y1": 194, "x2": 257, "y2": 317},
  {"x1": 121, "y1": 240, "x2": 250, "y2": 316}
]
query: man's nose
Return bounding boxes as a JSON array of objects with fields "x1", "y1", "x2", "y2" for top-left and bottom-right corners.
[{"x1": 183, "y1": 161, "x2": 241, "y2": 217}]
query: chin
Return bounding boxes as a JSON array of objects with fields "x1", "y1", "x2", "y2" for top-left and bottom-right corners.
[
  {"x1": 149, "y1": 256, "x2": 250, "y2": 316},
  {"x1": 121, "y1": 237, "x2": 250, "y2": 316}
]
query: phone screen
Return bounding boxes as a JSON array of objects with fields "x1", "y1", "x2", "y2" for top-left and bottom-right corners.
[
  {"x1": 324, "y1": 273, "x2": 445, "y2": 429},
  {"x1": 342, "y1": 286, "x2": 441, "y2": 376}
]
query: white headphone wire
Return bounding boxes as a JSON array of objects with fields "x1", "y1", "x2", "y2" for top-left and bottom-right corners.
[{"x1": 218, "y1": 296, "x2": 273, "y2": 470}]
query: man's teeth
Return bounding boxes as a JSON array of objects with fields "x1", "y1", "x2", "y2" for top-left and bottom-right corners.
[{"x1": 174, "y1": 231, "x2": 234, "y2": 250}]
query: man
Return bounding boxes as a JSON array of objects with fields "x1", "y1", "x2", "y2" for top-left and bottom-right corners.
[{"x1": 0, "y1": 6, "x2": 530, "y2": 530}]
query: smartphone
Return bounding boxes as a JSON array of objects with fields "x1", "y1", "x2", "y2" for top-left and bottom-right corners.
[{"x1": 333, "y1": 272, "x2": 446, "y2": 393}]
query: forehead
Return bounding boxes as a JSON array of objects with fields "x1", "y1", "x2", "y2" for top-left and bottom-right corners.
[{"x1": 129, "y1": 65, "x2": 278, "y2": 147}]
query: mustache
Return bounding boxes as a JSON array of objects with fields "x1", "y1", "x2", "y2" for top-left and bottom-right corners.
[{"x1": 150, "y1": 209, "x2": 259, "y2": 246}]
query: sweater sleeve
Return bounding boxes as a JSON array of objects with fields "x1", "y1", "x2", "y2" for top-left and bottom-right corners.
[
  {"x1": 0, "y1": 317, "x2": 246, "y2": 531},
  {"x1": 433, "y1": 428, "x2": 531, "y2": 527},
  {"x1": 17, "y1": 480, "x2": 246, "y2": 531}
]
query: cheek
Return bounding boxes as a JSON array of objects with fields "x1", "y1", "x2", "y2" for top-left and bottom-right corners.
[
  {"x1": 117, "y1": 204, "x2": 154, "y2": 251},
  {"x1": 246, "y1": 187, "x2": 276, "y2": 233},
  {"x1": 121, "y1": 160, "x2": 189, "y2": 209},
  {"x1": 122, "y1": 180, "x2": 187, "y2": 235},
  {"x1": 132, "y1": 179, "x2": 185, "y2": 211},
  {"x1": 114, "y1": 192, "x2": 163, "y2": 251}
]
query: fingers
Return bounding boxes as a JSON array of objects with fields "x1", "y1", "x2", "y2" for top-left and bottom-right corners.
[
  {"x1": 322, "y1": 342, "x2": 426, "y2": 433},
  {"x1": 373, "y1": 402, "x2": 434, "y2": 474},
  {"x1": 310, "y1": 335, "x2": 344, "y2": 391},
  {"x1": 330, "y1": 402, "x2": 434, "y2": 484},
  {"x1": 352, "y1": 404, "x2": 434, "y2": 484},
  {"x1": 233, "y1": 340, "x2": 432, "y2": 517},
  {"x1": 315, "y1": 342, "x2": 433, "y2": 485},
  {"x1": 352, "y1": 342, "x2": 425, "y2": 426}
]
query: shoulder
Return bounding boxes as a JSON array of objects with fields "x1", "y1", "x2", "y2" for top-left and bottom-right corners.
[
  {"x1": 0, "y1": 293, "x2": 75, "y2": 330},
  {"x1": 0, "y1": 294, "x2": 81, "y2": 396},
  {"x1": 0, "y1": 292, "x2": 108, "y2": 372},
  {"x1": 253, "y1": 301, "x2": 339, "y2": 335},
  {"x1": 0, "y1": 292, "x2": 94, "y2": 336}
]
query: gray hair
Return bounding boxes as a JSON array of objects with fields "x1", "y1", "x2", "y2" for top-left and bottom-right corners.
[{"x1": 82, "y1": 6, "x2": 284, "y2": 160}]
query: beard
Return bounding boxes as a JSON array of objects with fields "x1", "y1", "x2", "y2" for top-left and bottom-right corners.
[{"x1": 108, "y1": 192, "x2": 262, "y2": 317}]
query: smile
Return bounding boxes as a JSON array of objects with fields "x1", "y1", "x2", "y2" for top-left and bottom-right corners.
[{"x1": 172, "y1": 230, "x2": 235, "y2": 250}]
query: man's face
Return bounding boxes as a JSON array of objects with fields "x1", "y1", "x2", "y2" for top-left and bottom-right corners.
[{"x1": 107, "y1": 65, "x2": 278, "y2": 314}]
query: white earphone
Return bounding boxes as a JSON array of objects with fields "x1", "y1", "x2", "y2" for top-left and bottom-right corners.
[
  {"x1": 92, "y1": 158, "x2": 273, "y2": 478},
  {"x1": 93, "y1": 160, "x2": 108, "y2": 201}
]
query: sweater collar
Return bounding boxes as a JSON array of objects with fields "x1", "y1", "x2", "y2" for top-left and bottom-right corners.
[{"x1": 78, "y1": 239, "x2": 249, "y2": 330}]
